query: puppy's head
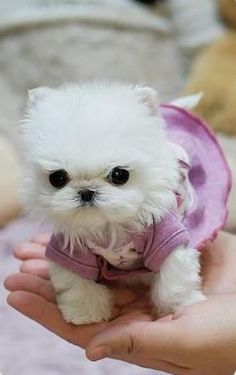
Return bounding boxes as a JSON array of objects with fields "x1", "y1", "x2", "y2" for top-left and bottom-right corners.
[{"x1": 21, "y1": 82, "x2": 179, "y2": 236}]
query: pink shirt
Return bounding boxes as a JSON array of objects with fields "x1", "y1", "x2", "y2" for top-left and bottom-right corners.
[
  {"x1": 46, "y1": 105, "x2": 231, "y2": 281},
  {"x1": 46, "y1": 211, "x2": 190, "y2": 281}
]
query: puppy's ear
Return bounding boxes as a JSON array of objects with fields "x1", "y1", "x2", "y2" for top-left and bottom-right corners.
[
  {"x1": 28, "y1": 87, "x2": 52, "y2": 107},
  {"x1": 133, "y1": 86, "x2": 159, "y2": 115}
]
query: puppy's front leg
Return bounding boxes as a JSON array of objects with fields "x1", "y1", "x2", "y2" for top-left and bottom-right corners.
[
  {"x1": 151, "y1": 246, "x2": 206, "y2": 315},
  {"x1": 49, "y1": 261, "x2": 113, "y2": 325}
]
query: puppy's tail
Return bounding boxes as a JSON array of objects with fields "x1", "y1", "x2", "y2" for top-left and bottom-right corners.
[{"x1": 171, "y1": 92, "x2": 203, "y2": 110}]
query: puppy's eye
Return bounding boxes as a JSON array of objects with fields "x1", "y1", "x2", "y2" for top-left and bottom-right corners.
[
  {"x1": 108, "y1": 167, "x2": 130, "y2": 185},
  {"x1": 49, "y1": 169, "x2": 70, "y2": 188}
]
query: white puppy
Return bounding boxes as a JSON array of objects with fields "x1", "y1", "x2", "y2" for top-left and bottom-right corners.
[{"x1": 20, "y1": 82, "x2": 205, "y2": 325}]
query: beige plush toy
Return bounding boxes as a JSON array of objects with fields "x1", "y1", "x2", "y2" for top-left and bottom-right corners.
[
  {"x1": 219, "y1": 0, "x2": 236, "y2": 28},
  {"x1": 0, "y1": 136, "x2": 21, "y2": 226},
  {"x1": 185, "y1": 0, "x2": 236, "y2": 136}
]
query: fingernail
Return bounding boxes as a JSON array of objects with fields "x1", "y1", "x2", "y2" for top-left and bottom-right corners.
[{"x1": 87, "y1": 346, "x2": 112, "y2": 361}]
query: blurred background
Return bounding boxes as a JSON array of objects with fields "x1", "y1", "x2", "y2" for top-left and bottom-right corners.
[{"x1": 0, "y1": 0, "x2": 235, "y2": 374}]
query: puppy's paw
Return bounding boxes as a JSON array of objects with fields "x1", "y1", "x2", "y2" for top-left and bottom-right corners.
[
  {"x1": 152, "y1": 298, "x2": 175, "y2": 317},
  {"x1": 57, "y1": 285, "x2": 113, "y2": 325},
  {"x1": 180, "y1": 290, "x2": 206, "y2": 306},
  {"x1": 154, "y1": 290, "x2": 206, "y2": 317}
]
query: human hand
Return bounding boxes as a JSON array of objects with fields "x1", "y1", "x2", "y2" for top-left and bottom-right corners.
[
  {"x1": 4, "y1": 233, "x2": 154, "y2": 348},
  {"x1": 6, "y1": 234, "x2": 236, "y2": 375},
  {"x1": 85, "y1": 232, "x2": 236, "y2": 374},
  {"x1": 86, "y1": 294, "x2": 236, "y2": 375}
]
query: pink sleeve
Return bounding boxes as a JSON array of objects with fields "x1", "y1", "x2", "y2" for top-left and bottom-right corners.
[
  {"x1": 143, "y1": 211, "x2": 190, "y2": 273},
  {"x1": 46, "y1": 234, "x2": 100, "y2": 281}
]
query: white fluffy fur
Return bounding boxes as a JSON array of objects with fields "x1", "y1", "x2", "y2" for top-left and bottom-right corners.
[
  {"x1": 49, "y1": 261, "x2": 113, "y2": 324},
  {"x1": 21, "y1": 82, "x2": 205, "y2": 324},
  {"x1": 151, "y1": 246, "x2": 205, "y2": 315}
]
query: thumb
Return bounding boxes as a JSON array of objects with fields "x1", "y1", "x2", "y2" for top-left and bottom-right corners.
[{"x1": 86, "y1": 319, "x2": 180, "y2": 362}]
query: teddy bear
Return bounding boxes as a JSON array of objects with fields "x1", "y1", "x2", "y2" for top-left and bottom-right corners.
[
  {"x1": 0, "y1": 136, "x2": 21, "y2": 226},
  {"x1": 219, "y1": 0, "x2": 236, "y2": 28},
  {"x1": 185, "y1": 0, "x2": 236, "y2": 136}
]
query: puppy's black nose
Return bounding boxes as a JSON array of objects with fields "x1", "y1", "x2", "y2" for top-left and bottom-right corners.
[{"x1": 80, "y1": 189, "x2": 95, "y2": 203}]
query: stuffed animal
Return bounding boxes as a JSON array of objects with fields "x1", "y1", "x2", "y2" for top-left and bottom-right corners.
[
  {"x1": 0, "y1": 136, "x2": 21, "y2": 226},
  {"x1": 219, "y1": 0, "x2": 236, "y2": 28},
  {"x1": 185, "y1": 0, "x2": 236, "y2": 136}
]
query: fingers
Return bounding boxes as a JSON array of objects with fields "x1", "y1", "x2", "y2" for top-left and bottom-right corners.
[
  {"x1": 14, "y1": 242, "x2": 46, "y2": 260},
  {"x1": 4, "y1": 273, "x2": 55, "y2": 302},
  {"x1": 31, "y1": 233, "x2": 51, "y2": 245},
  {"x1": 13, "y1": 238, "x2": 49, "y2": 278},
  {"x1": 13, "y1": 232, "x2": 51, "y2": 261},
  {"x1": 110, "y1": 356, "x2": 188, "y2": 375},
  {"x1": 86, "y1": 319, "x2": 183, "y2": 364},
  {"x1": 12, "y1": 237, "x2": 49, "y2": 279},
  {"x1": 20, "y1": 259, "x2": 49, "y2": 279},
  {"x1": 7, "y1": 291, "x2": 107, "y2": 348},
  {"x1": 86, "y1": 321, "x2": 189, "y2": 373},
  {"x1": 7, "y1": 291, "x2": 79, "y2": 342},
  {"x1": 89, "y1": 341, "x2": 186, "y2": 374}
]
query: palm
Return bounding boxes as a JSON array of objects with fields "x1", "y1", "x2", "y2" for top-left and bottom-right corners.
[
  {"x1": 5, "y1": 234, "x2": 154, "y2": 347},
  {"x1": 6, "y1": 271, "x2": 153, "y2": 348},
  {"x1": 5, "y1": 232, "x2": 236, "y2": 349}
]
